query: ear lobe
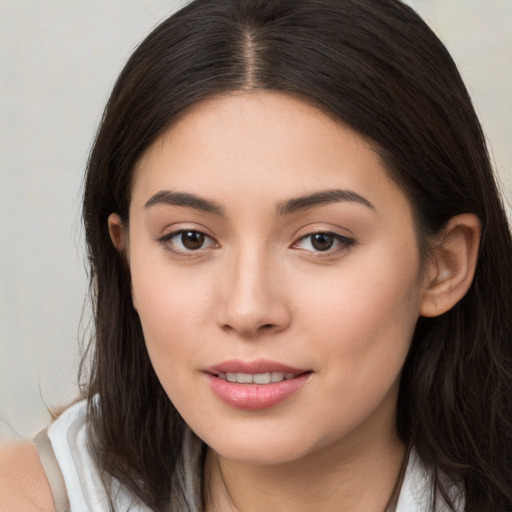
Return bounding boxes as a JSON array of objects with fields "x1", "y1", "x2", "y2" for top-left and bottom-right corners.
[
  {"x1": 108, "y1": 213, "x2": 126, "y2": 252},
  {"x1": 420, "y1": 213, "x2": 481, "y2": 318}
]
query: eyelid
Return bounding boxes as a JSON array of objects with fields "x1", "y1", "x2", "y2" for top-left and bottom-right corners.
[
  {"x1": 291, "y1": 228, "x2": 356, "y2": 255},
  {"x1": 157, "y1": 228, "x2": 219, "y2": 256}
]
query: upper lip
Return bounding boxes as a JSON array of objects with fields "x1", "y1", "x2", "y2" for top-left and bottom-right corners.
[{"x1": 205, "y1": 359, "x2": 309, "y2": 375}]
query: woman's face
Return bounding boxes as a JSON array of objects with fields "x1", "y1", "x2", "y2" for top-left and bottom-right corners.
[{"x1": 121, "y1": 91, "x2": 429, "y2": 465}]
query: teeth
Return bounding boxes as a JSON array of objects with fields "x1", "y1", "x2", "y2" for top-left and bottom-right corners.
[
  {"x1": 253, "y1": 373, "x2": 271, "y2": 384},
  {"x1": 217, "y1": 372, "x2": 296, "y2": 384},
  {"x1": 238, "y1": 373, "x2": 253, "y2": 384}
]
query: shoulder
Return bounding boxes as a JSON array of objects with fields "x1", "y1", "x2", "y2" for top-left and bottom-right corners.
[{"x1": 0, "y1": 440, "x2": 54, "y2": 512}]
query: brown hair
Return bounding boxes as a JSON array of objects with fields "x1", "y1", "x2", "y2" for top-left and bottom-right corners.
[{"x1": 81, "y1": 0, "x2": 512, "y2": 510}]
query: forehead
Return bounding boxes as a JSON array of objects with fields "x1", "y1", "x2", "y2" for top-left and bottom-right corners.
[
  {"x1": 136, "y1": 91, "x2": 351, "y2": 172},
  {"x1": 131, "y1": 91, "x2": 409, "y2": 218}
]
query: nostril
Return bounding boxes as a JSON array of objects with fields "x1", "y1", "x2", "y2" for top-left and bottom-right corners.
[{"x1": 221, "y1": 322, "x2": 277, "y2": 336}]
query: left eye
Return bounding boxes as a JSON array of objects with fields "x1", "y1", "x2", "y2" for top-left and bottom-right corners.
[
  {"x1": 294, "y1": 232, "x2": 354, "y2": 253},
  {"x1": 160, "y1": 230, "x2": 217, "y2": 252}
]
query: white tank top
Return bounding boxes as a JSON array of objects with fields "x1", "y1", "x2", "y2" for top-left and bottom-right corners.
[{"x1": 40, "y1": 400, "x2": 464, "y2": 511}]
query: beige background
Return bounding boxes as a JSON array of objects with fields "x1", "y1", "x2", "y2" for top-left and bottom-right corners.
[{"x1": 1, "y1": 0, "x2": 511, "y2": 439}]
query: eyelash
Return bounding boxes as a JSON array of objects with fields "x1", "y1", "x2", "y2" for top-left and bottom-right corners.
[
  {"x1": 157, "y1": 229, "x2": 356, "y2": 257},
  {"x1": 157, "y1": 229, "x2": 218, "y2": 257},
  {"x1": 292, "y1": 231, "x2": 356, "y2": 256}
]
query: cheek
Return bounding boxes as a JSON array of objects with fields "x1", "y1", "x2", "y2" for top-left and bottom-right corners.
[
  {"x1": 296, "y1": 250, "x2": 421, "y2": 381},
  {"x1": 129, "y1": 257, "x2": 217, "y2": 394},
  {"x1": 288, "y1": 267, "x2": 420, "y2": 445},
  {"x1": 133, "y1": 271, "x2": 209, "y2": 347}
]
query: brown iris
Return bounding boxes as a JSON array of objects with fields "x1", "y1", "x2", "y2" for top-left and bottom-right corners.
[
  {"x1": 310, "y1": 233, "x2": 335, "y2": 251},
  {"x1": 181, "y1": 231, "x2": 205, "y2": 250}
]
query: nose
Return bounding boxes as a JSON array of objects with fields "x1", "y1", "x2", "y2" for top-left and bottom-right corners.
[{"x1": 216, "y1": 247, "x2": 291, "y2": 338}]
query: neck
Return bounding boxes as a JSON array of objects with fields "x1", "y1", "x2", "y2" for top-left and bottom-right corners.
[{"x1": 203, "y1": 422, "x2": 407, "y2": 512}]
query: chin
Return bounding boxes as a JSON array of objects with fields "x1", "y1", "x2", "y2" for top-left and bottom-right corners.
[
  {"x1": 199, "y1": 424, "x2": 330, "y2": 466},
  {"x1": 213, "y1": 442, "x2": 307, "y2": 466}
]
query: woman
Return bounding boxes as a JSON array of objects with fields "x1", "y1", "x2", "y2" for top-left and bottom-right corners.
[{"x1": 1, "y1": 0, "x2": 511, "y2": 511}]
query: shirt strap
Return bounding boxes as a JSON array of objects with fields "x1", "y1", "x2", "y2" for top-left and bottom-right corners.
[{"x1": 34, "y1": 429, "x2": 71, "y2": 512}]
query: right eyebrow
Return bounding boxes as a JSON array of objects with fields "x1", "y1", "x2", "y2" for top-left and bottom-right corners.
[{"x1": 144, "y1": 190, "x2": 225, "y2": 216}]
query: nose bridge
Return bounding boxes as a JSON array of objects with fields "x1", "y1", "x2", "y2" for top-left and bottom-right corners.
[{"x1": 218, "y1": 240, "x2": 289, "y2": 336}]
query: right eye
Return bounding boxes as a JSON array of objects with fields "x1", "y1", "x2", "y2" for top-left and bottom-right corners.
[{"x1": 158, "y1": 230, "x2": 218, "y2": 255}]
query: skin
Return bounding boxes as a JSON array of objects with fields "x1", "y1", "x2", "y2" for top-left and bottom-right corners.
[
  {"x1": 0, "y1": 441, "x2": 54, "y2": 511},
  {"x1": 109, "y1": 91, "x2": 479, "y2": 511},
  {"x1": 0, "y1": 91, "x2": 480, "y2": 512}
]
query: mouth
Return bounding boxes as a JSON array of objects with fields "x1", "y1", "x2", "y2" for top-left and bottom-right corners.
[
  {"x1": 215, "y1": 371, "x2": 300, "y2": 384},
  {"x1": 205, "y1": 360, "x2": 312, "y2": 410}
]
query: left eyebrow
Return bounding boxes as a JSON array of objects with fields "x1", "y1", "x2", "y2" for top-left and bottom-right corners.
[{"x1": 275, "y1": 189, "x2": 376, "y2": 216}]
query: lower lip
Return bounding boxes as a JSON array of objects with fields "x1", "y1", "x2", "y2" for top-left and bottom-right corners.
[{"x1": 206, "y1": 373, "x2": 311, "y2": 410}]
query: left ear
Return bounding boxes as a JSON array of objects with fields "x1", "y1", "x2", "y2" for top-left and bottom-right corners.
[{"x1": 420, "y1": 213, "x2": 481, "y2": 317}]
